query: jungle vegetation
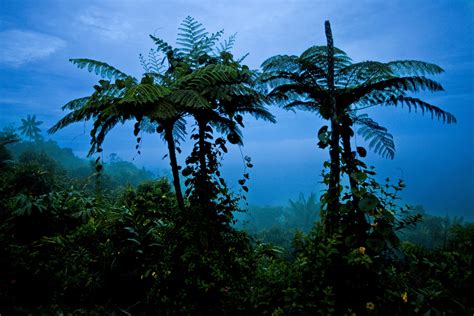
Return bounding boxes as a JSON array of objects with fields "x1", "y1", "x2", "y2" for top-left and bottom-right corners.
[{"x1": 0, "y1": 18, "x2": 472, "y2": 315}]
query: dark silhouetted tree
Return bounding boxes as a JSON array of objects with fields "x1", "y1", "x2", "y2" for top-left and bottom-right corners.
[{"x1": 261, "y1": 20, "x2": 456, "y2": 233}]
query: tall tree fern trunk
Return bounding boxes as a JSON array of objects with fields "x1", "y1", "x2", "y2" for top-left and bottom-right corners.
[
  {"x1": 341, "y1": 123, "x2": 359, "y2": 200},
  {"x1": 164, "y1": 124, "x2": 185, "y2": 212},
  {"x1": 325, "y1": 20, "x2": 341, "y2": 234},
  {"x1": 197, "y1": 119, "x2": 208, "y2": 178},
  {"x1": 195, "y1": 117, "x2": 209, "y2": 203},
  {"x1": 340, "y1": 117, "x2": 367, "y2": 230}
]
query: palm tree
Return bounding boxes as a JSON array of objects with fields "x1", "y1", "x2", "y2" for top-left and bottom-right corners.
[
  {"x1": 19, "y1": 114, "x2": 43, "y2": 141},
  {"x1": 261, "y1": 20, "x2": 456, "y2": 233}
]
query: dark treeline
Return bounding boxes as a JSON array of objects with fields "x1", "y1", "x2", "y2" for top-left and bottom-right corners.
[{"x1": 1, "y1": 17, "x2": 472, "y2": 315}]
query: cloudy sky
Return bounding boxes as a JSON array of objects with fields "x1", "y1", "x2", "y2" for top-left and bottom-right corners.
[{"x1": 0, "y1": 0, "x2": 473, "y2": 218}]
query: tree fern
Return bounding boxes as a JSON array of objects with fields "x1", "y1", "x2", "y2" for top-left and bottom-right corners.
[{"x1": 262, "y1": 36, "x2": 456, "y2": 197}]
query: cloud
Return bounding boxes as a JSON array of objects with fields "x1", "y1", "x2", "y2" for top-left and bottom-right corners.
[
  {"x1": 77, "y1": 8, "x2": 133, "y2": 41},
  {"x1": 0, "y1": 30, "x2": 66, "y2": 67}
]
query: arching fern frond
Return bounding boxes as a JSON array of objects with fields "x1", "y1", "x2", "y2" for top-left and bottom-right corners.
[
  {"x1": 172, "y1": 117, "x2": 187, "y2": 144},
  {"x1": 208, "y1": 112, "x2": 243, "y2": 144},
  {"x1": 167, "y1": 89, "x2": 211, "y2": 109},
  {"x1": 69, "y1": 59, "x2": 129, "y2": 80},
  {"x1": 300, "y1": 45, "x2": 352, "y2": 71},
  {"x1": 282, "y1": 100, "x2": 320, "y2": 113},
  {"x1": 354, "y1": 114, "x2": 395, "y2": 159},
  {"x1": 178, "y1": 64, "x2": 237, "y2": 89},
  {"x1": 120, "y1": 84, "x2": 171, "y2": 105},
  {"x1": 385, "y1": 95, "x2": 457, "y2": 124},
  {"x1": 149, "y1": 35, "x2": 174, "y2": 56},
  {"x1": 337, "y1": 61, "x2": 392, "y2": 88},
  {"x1": 261, "y1": 55, "x2": 300, "y2": 73},
  {"x1": 231, "y1": 105, "x2": 277, "y2": 123},
  {"x1": 348, "y1": 76, "x2": 444, "y2": 105},
  {"x1": 387, "y1": 60, "x2": 444, "y2": 76},
  {"x1": 61, "y1": 97, "x2": 90, "y2": 110},
  {"x1": 89, "y1": 114, "x2": 125, "y2": 156}
]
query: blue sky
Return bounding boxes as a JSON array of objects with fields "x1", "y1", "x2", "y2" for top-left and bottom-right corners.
[{"x1": 0, "y1": 0, "x2": 473, "y2": 218}]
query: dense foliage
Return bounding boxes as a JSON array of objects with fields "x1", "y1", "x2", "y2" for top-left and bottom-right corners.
[{"x1": 1, "y1": 18, "x2": 472, "y2": 315}]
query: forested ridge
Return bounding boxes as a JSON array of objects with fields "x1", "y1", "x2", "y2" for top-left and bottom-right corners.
[{"x1": 0, "y1": 18, "x2": 472, "y2": 315}]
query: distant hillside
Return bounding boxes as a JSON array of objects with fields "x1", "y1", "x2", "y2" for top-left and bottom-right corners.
[{"x1": 6, "y1": 139, "x2": 155, "y2": 188}]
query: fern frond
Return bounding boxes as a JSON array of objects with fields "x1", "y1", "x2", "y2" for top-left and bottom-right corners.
[
  {"x1": 120, "y1": 84, "x2": 171, "y2": 104},
  {"x1": 354, "y1": 114, "x2": 395, "y2": 159},
  {"x1": 176, "y1": 16, "x2": 208, "y2": 55},
  {"x1": 348, "y1": 76, "x2": 444, "y2": 105},
  {"x1": 61, "y1": 97, "x2": 90, "y2": 110},
  {"x1": 261, "y1": 55, "x2": 300, "y2": 72},
  {"x1": 149, "y1": 35, "x2": 174, "y2": 56},
  {"x1": 208, "y1": 113, "x2": 243, "y2": 144},
  {"x1": 89, "y1": 115, "x2": 124, "y2": 156},
  {"x1": 387, "y1": 60, "x2": 444, "y2": 76},
  {"x1": 217, "y1": 33, "x2": 236, "y2": 53},
  {"x1": 337, "y1": 61, "x2": 392, "y2": 87},
  {"x1": 69, "y1": 59, "x2": 129, "y2": 80},
  {"x1": 178, "y1": 64, "x2": 237, "y2": 89},
  {"x1": 168, "y1": 89, "x2": 210, "y2": 109},
  {"x1": 172, "y1": 117, "x2": 187, "y2": 144},
  {"x1": 196, "y1": 30, "x2": 224, "y2": 56},
  {"x1": 282, "y1": 100, "x2": 320, "y2": 113},
  {"x1": 232, "y1": 105, "x2": 277, "y2": 123},
  {"x1": 386, "y1": 95, "x2": 456, "y2": 124},
  {"x1": 300, "y1": 45, "x2": 352, "y2": 70}
]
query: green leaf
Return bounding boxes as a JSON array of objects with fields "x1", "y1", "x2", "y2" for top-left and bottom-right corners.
[
  {"x1": 358, "y1": 194, "x2": 379, "y2": 212},
  {"x1": 351, "y1": 171, "x2": 367, "y2": 182}
]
